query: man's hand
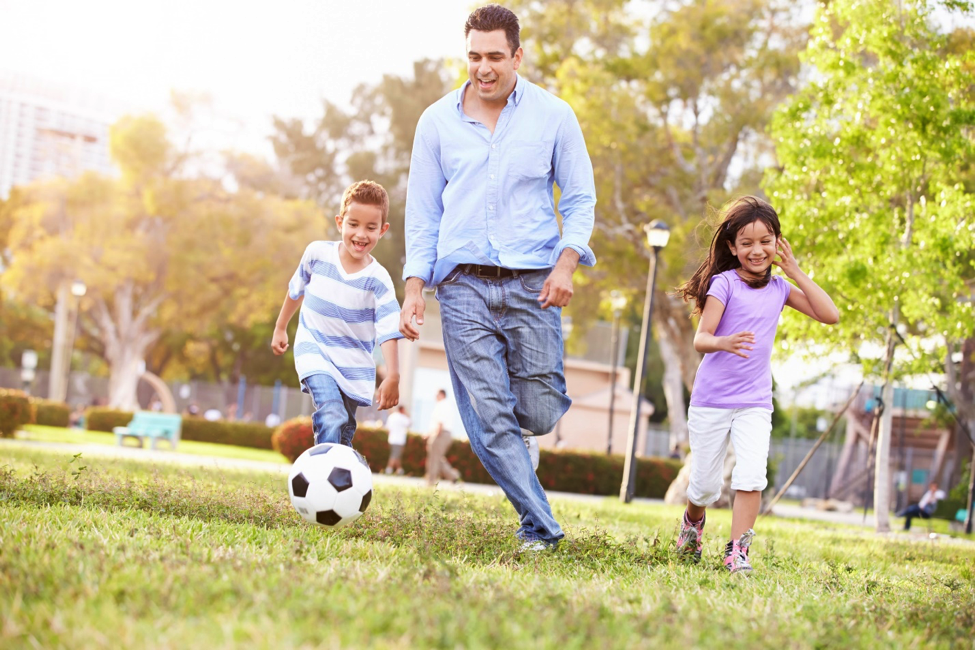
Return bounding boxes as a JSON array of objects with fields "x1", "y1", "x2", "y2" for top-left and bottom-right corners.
[
  {"x1": 399, "y1": 277, "x2": 427, "y2": 341},
  {"x1": 719, "y1": 331, "x2": 755, "y2": 359},
  {"x1": 271, "y1": 328, "x2": 289, "y2": 355},
  {"x1": 538, "y1": 266, "x2": 574, "y2": 308},
  {"x1": 376, "y1": 376, "x2": 400, "y2": 410}
]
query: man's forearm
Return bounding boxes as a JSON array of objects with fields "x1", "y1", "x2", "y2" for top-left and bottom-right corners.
[{"x1": 554, "y1": 248, "x2": 581, "y2": 274}]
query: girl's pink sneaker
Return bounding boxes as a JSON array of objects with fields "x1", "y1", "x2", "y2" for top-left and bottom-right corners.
[{"x1": 723, "y1": 529, "x2": 755, "y2": 574}]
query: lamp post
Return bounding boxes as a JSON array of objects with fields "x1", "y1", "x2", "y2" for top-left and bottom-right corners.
[
  {"x1": 606, "y1": 290, "x2": 627, "y2": 455},
  {"x1": 620, "y1": 220, "x2": 670, "y2": 503}
]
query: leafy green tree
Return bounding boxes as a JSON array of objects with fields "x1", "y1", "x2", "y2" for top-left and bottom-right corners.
[
  {"x1": 2, "y1": 115, "x2": 322, "y2": 408},
  {"x1": 512, "y1": 0, "x2": 806, "y2": 448},
  {"x1": 764, "y1": 0, "x2": 975, "y2": 530},
  {"x1": 271, "y1": 59, "x2": 455, "y2": 295}
]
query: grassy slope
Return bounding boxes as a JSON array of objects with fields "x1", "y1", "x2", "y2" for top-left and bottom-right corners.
[
  {"x1": 17, "y1": 424, "x2": 288, "y2": 465},
  {"x1": 1, "y1": 447, "x2": 973, "y2": 649}
]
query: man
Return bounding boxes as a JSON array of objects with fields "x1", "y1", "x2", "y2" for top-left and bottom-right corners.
[
  {"x1": 896, "y1": 482, "x2": 946, "y2": 531},
  {"x1": 400, "y1": 4, "x2": 596, "y2": 549},
  {"x1": 425, "y1": 390, "x2": 461, "y2": 485}
]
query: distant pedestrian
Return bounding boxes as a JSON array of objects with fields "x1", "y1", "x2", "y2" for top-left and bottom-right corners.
[
  {"x1": 425, "y1": 390, "x2": 460, "y2": 485},
  {"x1": 674, "y1": 196, "x2": 839, "y2": 574},
  {"x1": 384, "y1": 405, "x2": 411, "y2": 475},
  {"x1": 896, "y1": 482, "x2": 946, "y2": 530}
]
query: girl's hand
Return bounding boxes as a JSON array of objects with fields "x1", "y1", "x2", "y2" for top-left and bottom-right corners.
[
  {"x1": 773, "y1": 236, "x2": 801, "y2": 278},
  {"x1": 720, "y1": 331, "x2": 755, "y2": 358}
]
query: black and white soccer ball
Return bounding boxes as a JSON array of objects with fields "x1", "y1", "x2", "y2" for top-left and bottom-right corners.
[{"x1": 288, "y1": 443, "x2": 374, "y2": 527}]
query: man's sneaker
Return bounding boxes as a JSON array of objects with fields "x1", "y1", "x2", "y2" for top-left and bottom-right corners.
[
  {"x1": 723, "y1": 529, "x2": 755, "y2": 574},
  {"x1": 676, "y1": 511, "x2": 705, "y2": 562},
  {"x1": 523, "y1": 434, "x2": 540, "y2": 472}
]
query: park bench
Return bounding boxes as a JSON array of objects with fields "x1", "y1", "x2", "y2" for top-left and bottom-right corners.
[{"x1": 113, "y1": 411, "x2": 182, "y2": 450}]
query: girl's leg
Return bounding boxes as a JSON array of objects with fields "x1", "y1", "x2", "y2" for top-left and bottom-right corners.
[
  {"x1": 687, "y1": 501, "x2": 707, "y2": 522},
  {"x1": 727, "y1": 407, "x2": 772, "y2": 540},
  {"x1": 730, "y1": 490, "x2": 761, "y2": 539}
]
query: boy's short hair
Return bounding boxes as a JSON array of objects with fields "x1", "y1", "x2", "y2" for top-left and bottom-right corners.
[
  {"x1": 340, "y1": 180, "x2": 389, "y2": 224},
  {"x1": 465, "y1": 4, "x2": 520, "y2": 55}
]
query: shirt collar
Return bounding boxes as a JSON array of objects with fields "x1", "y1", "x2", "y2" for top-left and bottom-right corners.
[{"x1": 455, "y1": 74, "x2": 525, "y2": 119}]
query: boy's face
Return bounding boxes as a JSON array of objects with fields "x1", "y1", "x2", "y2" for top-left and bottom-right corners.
[
  {"x1": 335, "y1": 201, "x2": 388, "y2": 260},
  {"x1": 728, "y1": 219, "x2": 778, "y2": 278}
]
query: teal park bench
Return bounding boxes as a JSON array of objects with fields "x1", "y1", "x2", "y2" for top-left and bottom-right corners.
[{"x1": 113, "y1": 412, "x2": 182, "y2": 450}]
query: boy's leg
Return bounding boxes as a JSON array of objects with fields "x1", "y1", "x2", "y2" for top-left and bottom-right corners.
[
  {"x1": 339, "y1": 392, "x2": 358, "y2": 447},
  {"x1": 302, "y1": 374, "x2": 351, "y2": 445}
]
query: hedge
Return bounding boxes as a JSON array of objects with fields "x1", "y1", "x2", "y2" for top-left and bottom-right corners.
[
  {"x1": 32, "y1": 399, "x2": 71, "y2": 428},
  {"x1": 0, "y1": 389, "x2": 35, "y2": 437},
  {"x1": 273, "y1": 418, "x2": 683, "y2": 499},
  {"x1": 86, "y1": 408, "x2": 274, "y2": 449}
]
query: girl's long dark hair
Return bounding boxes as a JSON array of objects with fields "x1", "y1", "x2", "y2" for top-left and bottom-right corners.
[{"x1": 676, "y1": 196, "x2": 782, "y2": 316}]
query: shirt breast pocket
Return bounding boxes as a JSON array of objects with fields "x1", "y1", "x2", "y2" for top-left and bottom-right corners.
[{"x1": 509, "y1": 141, "x2": 553, "y2": 180}]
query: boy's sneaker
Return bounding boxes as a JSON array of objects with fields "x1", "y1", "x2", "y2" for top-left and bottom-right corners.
[
  {"x1": 676, "y1": 511, "x2": 705, "y2": 562},
  {"x1": 723, "y1": 529, "x2": 755, "y2": 574}
]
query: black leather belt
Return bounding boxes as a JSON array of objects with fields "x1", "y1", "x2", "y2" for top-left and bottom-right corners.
[{"x1": 460, "y1": 264, "x2": 521, "y2": 279}]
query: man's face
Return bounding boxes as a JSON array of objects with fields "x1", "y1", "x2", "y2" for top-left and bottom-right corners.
[{"x1": 466, "y1": 29, "x2": 522, "y2": 104}]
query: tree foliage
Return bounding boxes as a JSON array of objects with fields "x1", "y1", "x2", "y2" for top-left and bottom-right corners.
[
  {"x1": 764, "y1": 0, "x2": 975, "y2": 377},
  {"x1": 1, "y1": 115, "x2": 321, "y2": 407}
]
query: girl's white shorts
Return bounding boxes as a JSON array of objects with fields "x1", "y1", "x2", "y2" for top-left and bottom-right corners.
[{"x1": 686, "y1": 406, "x2": 772, "y2": 507}]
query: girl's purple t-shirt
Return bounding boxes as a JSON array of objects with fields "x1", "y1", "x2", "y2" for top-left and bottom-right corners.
[{"x1": 690, "y1": 269, "x2": 791, "y2": 410}]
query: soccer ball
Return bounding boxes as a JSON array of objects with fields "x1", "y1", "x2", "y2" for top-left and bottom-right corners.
[{"x1": 288, "y1": 443, "x2": 374, "y2": 527}]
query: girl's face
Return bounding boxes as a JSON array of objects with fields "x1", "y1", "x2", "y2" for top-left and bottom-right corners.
[{"x1": 728, "y1": 219, "x2": 778, "y2": 279}]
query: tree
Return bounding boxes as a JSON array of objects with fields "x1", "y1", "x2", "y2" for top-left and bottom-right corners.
[
  {"x1": 271, "y1": 59, "x2": 455, "y2": 295},
  {"x1": 512, "y1": 0, "x2": 806, "y2": 449},
  {"x1": 765, "y1": 0, "x2": 975, "y2": 531},
  {"x1": 2, "y1": 115, "x2": 322, "y2": 408}
]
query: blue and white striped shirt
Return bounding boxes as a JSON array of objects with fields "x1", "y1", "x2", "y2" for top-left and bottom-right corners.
[{"x1": 288, "y1": 241, "x2": 403, "y2": 406}]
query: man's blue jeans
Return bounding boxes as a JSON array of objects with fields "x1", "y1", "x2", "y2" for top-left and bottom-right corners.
[
  {"x1": 436, "y1": 267, "x2": 571, "y2": 544},
  {"x1": 302, "y1": 373, "x2": 358, "y2": 446}
]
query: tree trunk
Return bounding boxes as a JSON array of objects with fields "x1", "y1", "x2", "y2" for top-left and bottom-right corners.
[
  {"x1": 91, "y1": 280, "x2": 162, "y2": 411},
  {"x1": 657, "y1": 331, "x2": 688, "y2": 452},
  {"x1": 874, "y1": 326, "x2": 897, "y2": 533}
]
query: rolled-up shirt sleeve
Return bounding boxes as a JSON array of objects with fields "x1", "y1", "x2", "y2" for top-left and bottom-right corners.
[
  {"x1": 403, "y1": 111, "x2": 446, "y2": 286},
  {"x1": 550, "y1": 106, "x2": 597, "y2": 268}
]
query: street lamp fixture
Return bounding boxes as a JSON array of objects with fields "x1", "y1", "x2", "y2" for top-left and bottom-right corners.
[
  {"x1": 71, "y1": 280, "x2": 87, "y2": 297},
  {"x1": 606, "y1": 290, "x2": 628, "y2": 455},
  {"x1": 620, "y1": 219, "x2": 670, "y2": 503}
]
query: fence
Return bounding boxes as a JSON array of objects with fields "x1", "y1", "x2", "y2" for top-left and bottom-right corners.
[{"x1": 0, "y1": 367, "x2": 396, "y2": 425}]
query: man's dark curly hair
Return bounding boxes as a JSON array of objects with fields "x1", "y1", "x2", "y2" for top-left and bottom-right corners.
[{"x1": 465, "y1": 4, "x2": 520, "y2": 56}]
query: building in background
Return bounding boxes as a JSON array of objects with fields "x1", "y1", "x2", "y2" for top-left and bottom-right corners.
[{"x1": 0, "y1": 71, "x2": 119, "y2": 199}]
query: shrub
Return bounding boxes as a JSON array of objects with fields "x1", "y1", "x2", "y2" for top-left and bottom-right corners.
[
  {"x1": 272, "y1": 417, "x2": 315, "y2": 462},
  {"x1": 85, "y1": 408, "x2": 135, "y2": 433},
  {"x1": 0, "y1": 389, "x2": 35, "y2": 437},
  {"x1": 32, "y1": 399, "x2": 71, "y2": 428},
  {"x1": 271, "y1": 419, "x2": 683, "y2": 499},
  {"x1": 180, "y1": 417, "x2": 275, "y2": 449}
]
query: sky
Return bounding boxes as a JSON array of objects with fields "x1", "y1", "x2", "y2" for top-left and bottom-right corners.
[{"x1": 0, "y1": 0, "x2": 472, "y2": 154}]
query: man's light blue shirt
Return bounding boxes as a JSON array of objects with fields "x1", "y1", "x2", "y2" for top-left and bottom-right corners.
[{"x1": 404, "y1": 74, "x2": 597, "y2": 287}]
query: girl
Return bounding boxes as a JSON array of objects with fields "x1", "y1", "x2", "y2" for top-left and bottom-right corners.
[{"x1": 674, "y1": 196, "x2": 839, "y2": 574}]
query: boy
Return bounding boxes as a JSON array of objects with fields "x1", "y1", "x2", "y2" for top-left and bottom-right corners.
[{"x1": 272, "y1": 180, "x2": 403, "y2": 446}]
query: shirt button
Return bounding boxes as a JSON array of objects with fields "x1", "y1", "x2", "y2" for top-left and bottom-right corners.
[
  {"x1": 489, "y1": 205, "x2": 494, "y2": 210},
  {"x1": 491, "y1": 144, "x2": 496, "y2": 149},
  {"x1": 490, "y1": 174, "x2": 495, "y2": 179}
]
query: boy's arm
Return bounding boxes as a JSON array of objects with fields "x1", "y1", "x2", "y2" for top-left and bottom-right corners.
[
  {"x1": 376, "y1": 339, "x2": 400, "y2": 409},
  {"x1": 271, "y1": 295, "x2": 303, "y2": 355}
]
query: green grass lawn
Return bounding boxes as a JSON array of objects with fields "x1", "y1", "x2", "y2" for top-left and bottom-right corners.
[
  {"x1": 16, "y1": 424, "x2": 288, "y2": 465},
  {"x1": 2, "y1": 447, "x2": 973, "y2": 649}
]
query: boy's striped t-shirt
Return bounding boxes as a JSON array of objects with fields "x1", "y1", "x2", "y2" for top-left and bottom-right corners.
[{"x1": 288, "y1": 241, "x2": 403, "y2": 406}]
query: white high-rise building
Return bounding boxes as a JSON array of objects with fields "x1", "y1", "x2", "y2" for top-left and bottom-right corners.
[{"x1": 0, "y1": 71, "x2": 120, "y2": 199}]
